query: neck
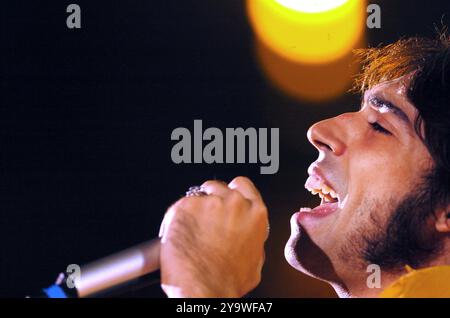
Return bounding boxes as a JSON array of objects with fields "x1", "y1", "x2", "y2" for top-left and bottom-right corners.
[{"x1": 331, "y1": 268, "x2": 406, "y2": 298}]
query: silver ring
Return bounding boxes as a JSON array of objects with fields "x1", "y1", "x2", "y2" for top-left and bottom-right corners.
[{"x1": 185, "y1": 185, "x2": 208, "y2": 197}]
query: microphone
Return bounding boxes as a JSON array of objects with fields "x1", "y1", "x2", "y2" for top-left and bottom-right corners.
[
  {"x1": 33, "y1": 185, "x2": 205, "y2": 298},
  {"x1": 36, "y1": 239, "x2": 161, "y2": 298}
]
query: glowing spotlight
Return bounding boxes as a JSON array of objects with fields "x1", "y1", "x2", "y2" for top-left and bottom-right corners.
[
  {"x1": 254, "y1": 35, "x2": 364, "y2": 102},
  {"x1": 247, "y1": 0, "x2": 366, "y2": 64},
  {"x1": 275, "y1": 0, "x2": 349, "y2": 13}
]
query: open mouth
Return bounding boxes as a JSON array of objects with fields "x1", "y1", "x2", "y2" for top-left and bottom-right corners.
[{"x1": 299, "y1": 172, "x2": 341, "y2": 218}]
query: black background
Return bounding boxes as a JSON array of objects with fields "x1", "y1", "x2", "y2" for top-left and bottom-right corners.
[{"x1": 1, "y1": 0, "x2": 449, "y2": 297}]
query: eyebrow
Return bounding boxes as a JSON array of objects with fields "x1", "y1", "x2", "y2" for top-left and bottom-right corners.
[{"x1": 363, "y1": 94, "x2": 412, "y2": 128}]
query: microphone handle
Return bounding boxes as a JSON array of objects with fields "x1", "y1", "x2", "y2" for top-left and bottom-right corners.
[
  {"x1": 77, "y1": 238, "x2": 161, "y2": 297},
  {"x1": 35, "y1": 239, "x2": 161, "y2": 298}
]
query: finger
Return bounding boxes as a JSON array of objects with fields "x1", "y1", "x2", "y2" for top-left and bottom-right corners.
[
  {"x1": 159, "y1": 205, "x2": 177, "y2": 243},
  {"x1": 228, "y1": 176, "x2": 262, "y2": 203},
  {"x1": 159, "y1": 196, "x2": 201, "y2": 240},
  {"x1": 201, "y1": 179, "x2": 229, "y2": 197}
]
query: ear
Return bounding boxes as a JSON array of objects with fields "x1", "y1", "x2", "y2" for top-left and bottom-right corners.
[{"x1": 435, "y1": 206, "x2": 450, "y2": 233}]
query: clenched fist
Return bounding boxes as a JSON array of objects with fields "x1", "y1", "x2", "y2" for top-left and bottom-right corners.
[{"x1": 158, "y1": 176, "x2": 269, "y2": 298}]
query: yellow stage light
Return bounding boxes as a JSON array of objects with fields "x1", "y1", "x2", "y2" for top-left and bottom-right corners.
[
  {"x1": 254, "y1": 36, "x2": 363, "y2": 102},
  {"x1": 275, "y1": 0, "x2": 349, "y2": 13},
  {"x1": 247, "y1": 0, "x2": 366, "y2": 64}
]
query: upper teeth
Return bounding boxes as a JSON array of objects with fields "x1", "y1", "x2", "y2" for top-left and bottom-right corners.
[{"x1": 306, "y1": 183, "x2": 338, "y2": 201}]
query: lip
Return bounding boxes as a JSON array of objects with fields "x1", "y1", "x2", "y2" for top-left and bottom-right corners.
[
  {"x1": 296, "y1": 202, "x2": 339, "y2": 221},
  {"x1": 293, "y1": 203, "x2": 339, "y2": 229},
  {"x1": 306, "y1": 163, "x2": 340, "y2": 203}
]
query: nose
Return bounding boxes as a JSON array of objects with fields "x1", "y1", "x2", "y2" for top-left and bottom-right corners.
[{"x1": 307, "y1": 114, "x2": 348, "y2": 156}]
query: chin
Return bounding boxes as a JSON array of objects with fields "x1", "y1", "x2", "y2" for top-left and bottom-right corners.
[
  {"x1": 285, "y1": 213, "x2": 347, "y2": 288},
  {"x1": 284, "y1": 231, "x2": 302, "y2": 271},
  {"x1": 284, "y1": 218, "x2": 324, "y2": 279},
  {"x1": 285, "y1": 233, "x2": 350, "y2": 297},
  {"x1": 284, "y1": 211, "x2": 306, "y2": 270}
]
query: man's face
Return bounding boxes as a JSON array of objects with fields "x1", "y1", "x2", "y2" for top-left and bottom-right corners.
[{"x1": 285, "y1": 76, "x2": 434, "y2": 292}]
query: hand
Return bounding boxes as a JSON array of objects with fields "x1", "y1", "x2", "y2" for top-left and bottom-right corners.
[{"x1": 158, "y1": 176, "x2": 269, "y2": 298}]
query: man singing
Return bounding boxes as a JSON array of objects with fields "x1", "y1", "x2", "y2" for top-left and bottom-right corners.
[{"x1": 158, "y1": 35, "x2": 450, "y2": 298}]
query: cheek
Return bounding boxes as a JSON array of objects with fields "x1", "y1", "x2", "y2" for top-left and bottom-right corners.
[
  {"x1": 354, "y1": 134, "x2": 431, "y2": 182},
  {"x1": 341, "y1": 143, "x2": 429, "y2": 230},
  {"x1": 338, "y1": 149, "x2": 405, "y2": 224},
  {"x1": 349, "y1": 142, "x2": 417, "y2": 196},
  {"x1": 345, "y1": 152, "x2": 392, "y2": 206},
  {"x1": 335, "y1": 135, "x2": 432, "y2": 236}
]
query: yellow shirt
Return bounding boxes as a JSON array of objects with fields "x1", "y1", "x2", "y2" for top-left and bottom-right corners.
[{"x1": 380, "y1": 265, "x2": 450, "y2": 298}]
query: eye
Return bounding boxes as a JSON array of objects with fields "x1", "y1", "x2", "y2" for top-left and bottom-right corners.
[{"x1": 370, "y1": 122, "x2": 391, "y2": 135}]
